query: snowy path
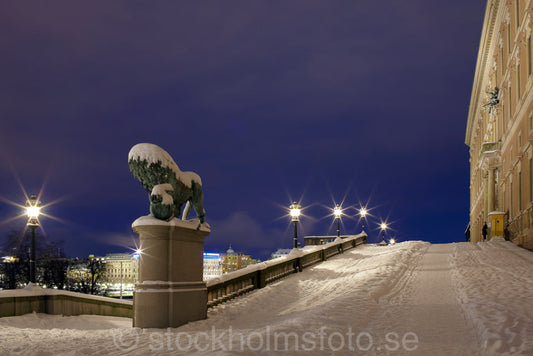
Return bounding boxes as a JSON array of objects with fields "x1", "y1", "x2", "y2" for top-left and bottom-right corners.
[
  {"x1": 0, "y1": 239, "x2": 531, "y2": 355},
  {"x1": 366, "y1": 244, "x2": 479, "y2": 356}
]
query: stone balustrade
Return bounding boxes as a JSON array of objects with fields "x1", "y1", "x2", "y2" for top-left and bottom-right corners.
[{"x1": 206, "y1": 233, "x2": 367, "y2": 308}]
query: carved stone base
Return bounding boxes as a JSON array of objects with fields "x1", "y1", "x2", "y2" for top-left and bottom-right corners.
[
  {"x1": 132, "y1": 216, "x2": 210, "y2": 328},
  {"x1": 133, "y1": 281, "x2": 207, "y2": 328}
]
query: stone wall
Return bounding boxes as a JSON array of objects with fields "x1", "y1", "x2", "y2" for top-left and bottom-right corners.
[{"x1": 0, "y1": 287, "x2": 132, "y2": 318}]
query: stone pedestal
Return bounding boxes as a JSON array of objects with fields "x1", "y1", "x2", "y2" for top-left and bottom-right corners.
[{"x1": 132, "y1": 216, "x2": 210, "y2": 328}]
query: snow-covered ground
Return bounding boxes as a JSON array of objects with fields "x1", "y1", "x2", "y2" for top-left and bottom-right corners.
[{"x1": 0, "y1": 238, "x2": 531, "y2": 355}]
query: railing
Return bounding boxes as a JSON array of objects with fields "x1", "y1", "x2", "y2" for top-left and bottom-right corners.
[
  {"x1": 0, "y1": 286, "x2": 133, "y2": 318},
  {"x1": 206, "y1": 233, "x2": 367, "y2": 308}
]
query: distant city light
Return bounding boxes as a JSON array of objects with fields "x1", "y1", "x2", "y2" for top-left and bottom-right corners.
[{"x1": 203, "y1": 252, "x2": 221, "y2": 258}]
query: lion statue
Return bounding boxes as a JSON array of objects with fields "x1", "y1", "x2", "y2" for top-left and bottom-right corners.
[{"x1": 128, "y1": 143, "x2": 205, "y2": 223}]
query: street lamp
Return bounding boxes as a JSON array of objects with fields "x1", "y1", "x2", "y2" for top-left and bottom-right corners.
[
  {"x1": 359, "y1": 208, "x2": 367, "y2": 232},
  {"x1": 25, "y1": 195, "x2": 41, "y2": 284},
  {"x1": 289, "y1": 202, "x2": 301, "y2": 249},
  {"x1": 333, "y1": 205, "x2": 342, "y2": 238},
  {"x1": 380, "y1": 222, "x2": 387, "y2": 245}
]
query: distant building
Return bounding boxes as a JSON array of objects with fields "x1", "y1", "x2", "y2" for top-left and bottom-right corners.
[
  {"x1": 203, "y1": 252, "x2": 223, "y2": 280},
  {"x1": 270, "y1": 248, "x2": 292, "y2": 259},
  {"x1": 466, "y1": 0, "x2": 533, "y2": 249},
  {"x1": 104, "y1": 253, "x2": 139, "y2": 285},
  {"x1": 103, "y1": 253, "x2": 139, "y2": 296},
  {"x1": 66, "y1": 255, "x2": 104, "y2": 281},
  {"x1": 221, "y1": 246, "x2": 258, "y2": 273}
]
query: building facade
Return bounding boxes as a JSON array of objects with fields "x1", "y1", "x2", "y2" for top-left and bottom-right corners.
[
  {"x1": 203, "y1": 252, "x2": 223, "y2": 280},
  {"x1": 104, "y1": 253, "x2": 139, "y2": 285},
  {"x1": 466, "y1": 0, "x2": 533, "y2": 249},
  {"x1": 221, "y1": 246, "x2": 257, "y2": 273}
]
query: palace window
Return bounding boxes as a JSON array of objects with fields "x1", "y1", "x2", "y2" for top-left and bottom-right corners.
[
  {"x1": 527, "y1": 34, "x2": 531, "y2": 76},
  {"x1": 517, "y1": 62, "x2": 521, "y2": 100},
  {"x1": 515, "y1": 0, "x2": 520, "y2": 29},
  {"x1": 519, "y1": 171, "x2": 522, "y2": 211},
  {"x1": 500, "y1": 40, "x2": 505, "y2": 79},
  {"x1": 530, "y1": 158, "x2": 532, "y2": 202},
  {"x1": 508, "y1": 23, "x2": 512, "y2": 54},
  {"x1": 509, "y1": 86, "x2": 513, "y2": 122}
]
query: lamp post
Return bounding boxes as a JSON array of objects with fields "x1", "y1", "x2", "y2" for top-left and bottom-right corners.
[
  {"x1": 25, "y1": 195, "x2": 41, "y2": 284},
  {"x1": 380, "y1": 222, "x2": 387, "y2": 245},
  {"x1": 333, "y1": 205, "x2": 342, "y2": 238},
  {"x1": 359, "y1": 208, "x2": 367, "y2": 232},
  {"x1": 120, "y1": 261, "x2": 123, "y2": 300},
  {"x1": 289, "y1": 202, "x2": 301, "y2": 249}
]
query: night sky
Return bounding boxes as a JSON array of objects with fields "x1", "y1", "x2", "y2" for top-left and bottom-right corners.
[{"x1": 0, "y1": 1, "x2": 487, "y2": 261}]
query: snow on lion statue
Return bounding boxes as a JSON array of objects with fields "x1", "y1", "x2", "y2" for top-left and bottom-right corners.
[{"x1": 128, "y1": 143, "x2": 205, "y2": 223}]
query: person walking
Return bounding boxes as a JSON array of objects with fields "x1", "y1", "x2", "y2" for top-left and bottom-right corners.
[{"x1": 482, "y1": 222, "x2": 488, "y2": 241}]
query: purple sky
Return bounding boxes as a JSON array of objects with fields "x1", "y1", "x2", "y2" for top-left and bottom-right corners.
[{"x1": 0, "y1": 1, "x2": 486, "y2": 260}]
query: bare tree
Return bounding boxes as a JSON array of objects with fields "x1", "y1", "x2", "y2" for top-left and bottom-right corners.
[{"x1": 66, "y1": 257, "x2": 105, "y2": 295}]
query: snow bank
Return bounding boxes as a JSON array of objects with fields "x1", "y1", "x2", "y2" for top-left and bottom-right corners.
[{"x1": 450, "y1": 238, "x2": 533, "y2": 356}]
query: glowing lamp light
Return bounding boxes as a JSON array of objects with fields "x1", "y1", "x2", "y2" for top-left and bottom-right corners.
[
  {"x1": 132, "y1": 248, "x2": 142, "y2": 259},
  {"x1": 333, "y1": 205, "x2": 342, "y2": 219},
  {"x1": 25, "y1": 195, "x2": 41, "y2": 219},
  {"x1": 25, "y1": 195, "x2": 41, "y2": 227},
  {"x1": 289, "y1": 202, "x2": 301, "y2": 222},
  {"x1": 389, "y1": 238, "x2": 396, "y2": 245},
  {"x1": 380, "y1": 222, "x2": 388, "y2": 230},
  {"x1": 26, "y1": 206, "x2": 40, "y2": 219}
]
